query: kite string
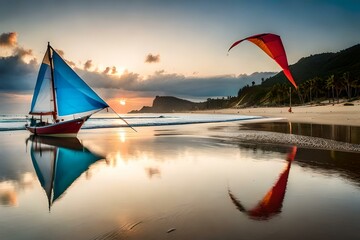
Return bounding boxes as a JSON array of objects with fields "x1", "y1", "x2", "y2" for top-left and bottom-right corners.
[{"x1": 108, "y1": 106, "x2": 137, "y2": 132}]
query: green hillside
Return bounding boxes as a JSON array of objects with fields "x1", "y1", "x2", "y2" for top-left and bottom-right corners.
[
  {"x1": 263, "y1": 44, "x2": 360, "y2": 87},
  {"x1": 238, "y1": 44, "x2": 360, "y2": 106}
]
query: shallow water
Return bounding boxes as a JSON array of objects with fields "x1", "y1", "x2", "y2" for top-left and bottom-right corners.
[
  {"x1": 239, "y1": 121, "x2": 360, "y2": 144},
  {"x1": 0, "y1": 122, "x2": 359, "y2": 240}
]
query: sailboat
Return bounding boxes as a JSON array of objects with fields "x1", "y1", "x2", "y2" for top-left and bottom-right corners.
[
  {"x1": 27, "y1": 135, "x2": 104, "y2": 210},
  {"x1": 25, "y1": 43, "x2": 109, "y2": 137}
]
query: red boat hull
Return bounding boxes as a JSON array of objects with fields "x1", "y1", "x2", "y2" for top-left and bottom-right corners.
[{"x1": 26, "y1": 117, "x2": 87, "y2": 137}]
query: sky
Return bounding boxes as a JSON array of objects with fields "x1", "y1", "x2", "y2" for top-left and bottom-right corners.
[{"x1": 0, "y1": 0, "x2": 359, "y2": 113}]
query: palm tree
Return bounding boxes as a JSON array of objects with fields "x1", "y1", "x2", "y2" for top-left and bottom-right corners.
[
  {"x1": 342, "y1": 72, "x2": 352, "y2": 99},
  {"x1": 351, "y1": 76, "x2": 360, "y2": 97},
  {"x1": 304, "y1": 79, "x2": 315, "y2": 103},
  {"x1": 334, "y1": 73, "x2": 343, "y2": 103},
  {"x1": 296, "y1": 86, "x2": 304, "y2": 105},
  {"x1": 297, "y1": 82, "x2": 307, "y2": 103},
  {"x1": 312, "y1": 77, "x2": 323, "y2": 100},
  {"x1": 326, "y1": 75, "x2": 335, "y2": 103}
]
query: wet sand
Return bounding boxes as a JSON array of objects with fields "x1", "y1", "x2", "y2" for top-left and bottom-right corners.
[{"x1": 195, "y1": 100, "x2": 360, "y2": 126}]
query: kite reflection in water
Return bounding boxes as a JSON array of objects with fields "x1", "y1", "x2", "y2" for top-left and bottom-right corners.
[
  {"x1": 228, "y1": 146, "x2": 297, "y2": 220},
  {"x1": 27, "y1": 135, "x2": 105, "y2": 210}
]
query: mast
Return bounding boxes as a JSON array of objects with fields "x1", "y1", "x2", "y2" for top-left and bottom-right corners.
[
  {"x1": 289, "y1": 87, "x2": 292, "y2": 113},
  {"x1": 48, "y1": 146, "x2": 57, "y2": 211},
  {"x1": 289, "y1": 87, "x2": 292, "y2": 108},
  {"x1": 48, "y1": 42, "x2": 58, "y2": 122}
]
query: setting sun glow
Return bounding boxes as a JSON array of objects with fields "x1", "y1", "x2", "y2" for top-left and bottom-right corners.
[{"x1": 119, "y1": 99, "x2": 126, "y2": 106}]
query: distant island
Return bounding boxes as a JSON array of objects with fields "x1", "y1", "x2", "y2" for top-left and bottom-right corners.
[
  {"x1": 129, "y1": 95, "x2": 237, "y2": 113},
  {"x1": 130, "y1": 44, "x2": 360, "y2": 113}
]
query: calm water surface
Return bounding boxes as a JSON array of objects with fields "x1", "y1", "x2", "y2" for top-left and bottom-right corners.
[{"x1": 0, "y1": 122, "x2": 359, "y2": 240}]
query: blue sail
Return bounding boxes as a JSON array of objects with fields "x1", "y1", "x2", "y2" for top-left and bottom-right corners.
[
  {"x1": 29, "y1": 136, "x2": 104, "y2": 208},
  {"x1": 31, "y1": 146, "x2": 55, "y2": 203},
  {"x1": 29, "y1": 49, "x2": 54, "y2": 114},
  {"x1": 52, "y1": 51, "x2": 108, "y2": 117},
  {"x1": 52, "y1": 146, "x2": 102, "y2": 202}
]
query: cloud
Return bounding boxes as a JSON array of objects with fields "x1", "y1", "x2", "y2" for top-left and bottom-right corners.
[
  {"x1": 0, "y1": 48, "x2": 274, "y2": 101},
  {"x1": 84, "y1": 59, "x2": 93, "y2": 70},
  {"x1": 127, "y1": 71, "x2": 276, "y2": 98},
  {"x1": 13, "y1": 47, "x2": 33, "y2": 58},
  {"x1": 145, "y1": 53, "x2": 160, "y2": 63},
  {"x1": 54, "y1": 48, "x2": 76, "y2": 67},
  {"x1": 111, "y1": 66, "x2": 117, "y2": 75},
  {"x1": 0, "y1": 32, "x2": 37, "y2": 93},
  {"x1": 12, "y1": 47, "x2": 37, "y2": 65},
  {"x1": 79, "y1": 67, "x2": 275, "y2": 98},
  {"x1": 103, "y1": 67, "x2": 110, "y2": 74},
  {"x1": 79, "y1": 68, "x2": 140, "y2": 90},
  {"x1": 101, "y1": 66, "x2": 118, "y2": 75},
  {"x1": 0, "y1": 32, "x2": 17, "y2": 47},
  {"x1": 67, "y1": 60, "x2": 76, "y2": 67},
  {"x1": 55, "y1": 49, "x2": 64, "y2": 56},
  {"x1": 0, "y1": 52, "x2": 37, "y2": 92}
]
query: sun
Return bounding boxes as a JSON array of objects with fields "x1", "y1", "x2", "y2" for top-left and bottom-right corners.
[{"x1": 119, "y1": 99, "x2": 126, "y2": 106}]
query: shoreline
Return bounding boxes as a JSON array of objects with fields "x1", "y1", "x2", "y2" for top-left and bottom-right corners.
[{"x1": 192, "y1": 100, "x2": 360, "y2": 127}]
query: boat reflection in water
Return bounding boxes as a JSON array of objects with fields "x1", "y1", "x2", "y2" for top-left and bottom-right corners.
[
  {"x1": 228, "y1": 146, "x2": 297, "y2": 220},
  {"x1": 27, "y1": 135, "x2": 104, "y2": 210}
]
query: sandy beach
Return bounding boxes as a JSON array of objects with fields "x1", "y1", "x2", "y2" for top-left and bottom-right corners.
[{"x1": 196, "y1": 100, "x2": 360, "y2": 126}]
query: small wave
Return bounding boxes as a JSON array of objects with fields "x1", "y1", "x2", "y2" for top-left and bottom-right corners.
[
  {"x1": 0, "y1": 127, "x2": 26, "y2": 131},
  {"x1": 90, "y1": 115, "x2": 176, "y2": 120},
  {"x1": 0, "y1": 119, "x2": 27, "y2": 122}
]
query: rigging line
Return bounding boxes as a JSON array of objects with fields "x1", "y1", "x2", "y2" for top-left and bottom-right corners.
[{"x1": 108, "y1": 107, "x2": 137, "y2": 132}]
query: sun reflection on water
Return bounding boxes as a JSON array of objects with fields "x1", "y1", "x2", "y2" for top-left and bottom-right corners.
[{"x1": 117, "y1": 129, "x2": 126, "y2": 143}]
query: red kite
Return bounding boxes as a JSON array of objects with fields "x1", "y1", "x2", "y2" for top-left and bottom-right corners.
[{"x1": 228, "y1": 33, "x2": 297, "y2": 89}]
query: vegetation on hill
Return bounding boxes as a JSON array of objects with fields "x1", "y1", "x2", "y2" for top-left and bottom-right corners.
[{"x1": 237, "y1": 44, "x2": 360, "y2": 106}]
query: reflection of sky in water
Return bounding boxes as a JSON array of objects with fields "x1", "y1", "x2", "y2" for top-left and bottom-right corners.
[
  {"x1": 0, "y1": 124, "x2": 360, "y2": 240},
  {"x1": 0, "y1": 181, "x2": 18, "y2": 206}
]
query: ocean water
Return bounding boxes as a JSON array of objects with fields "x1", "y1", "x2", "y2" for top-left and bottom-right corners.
[
  {"x1": 0, "y1": 113, "x2": 262, "y2": 131},
  {"x1": 1, "y1": 118, "x2": 360, "y2": 240}
]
